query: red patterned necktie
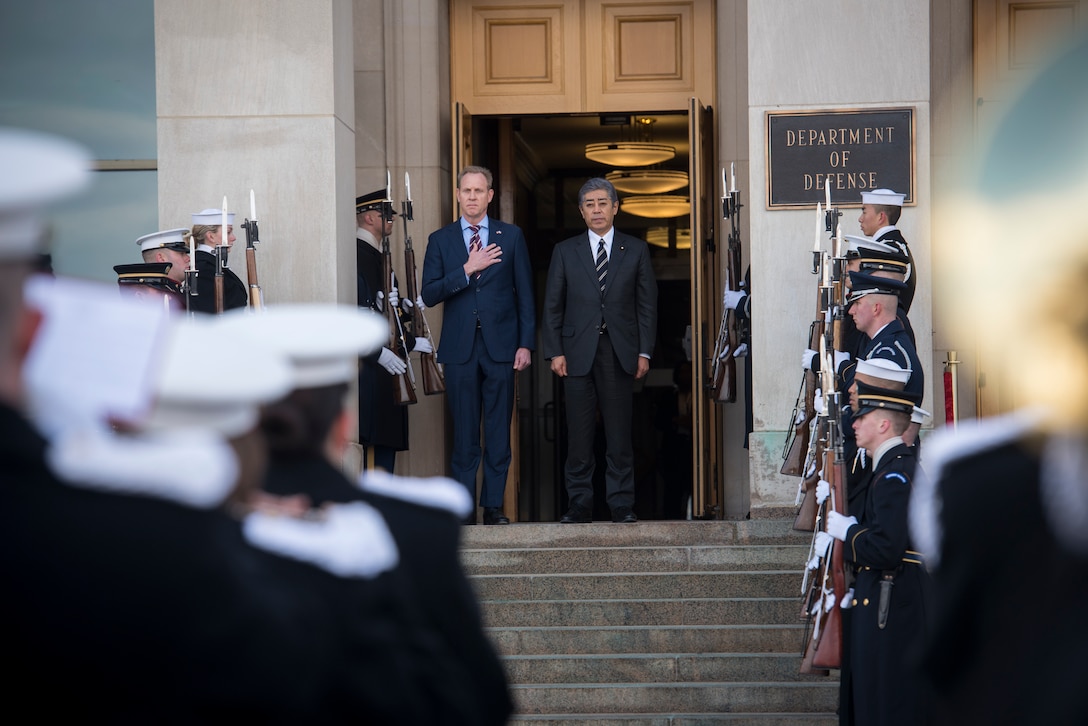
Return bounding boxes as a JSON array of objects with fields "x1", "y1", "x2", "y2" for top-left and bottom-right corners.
[{"x1": 469, "y1": 224, "x2": 481, "y2": 280}]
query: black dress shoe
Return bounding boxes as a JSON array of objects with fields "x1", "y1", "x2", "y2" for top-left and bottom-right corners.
[
  {"x1": 611, "y1": 508, "x2": 637, "y2": 524},
  {"x1": 483, "y1": 507, "x2": 510, "y2": 525},
  {"x1": 560, "y1": 507, "x2": 592, "y2": 524}
]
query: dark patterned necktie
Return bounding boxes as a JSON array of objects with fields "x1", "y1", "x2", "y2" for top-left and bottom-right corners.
[
  {"x1": 596, "y1": 237, "x2": 607, "y2": 293},
  {"x1": 469, "y1": 225, "x2": 481, "y2": 279}
]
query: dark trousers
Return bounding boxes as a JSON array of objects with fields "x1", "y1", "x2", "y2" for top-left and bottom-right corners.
[
  {"x1": 366, "y1": 445, "x2": 396, "y2": 474},
  {"x1": 562, "y1": 332, "x2": 635, "y2": 513},
  {"x1": 445, "y1": 327, "x2": 514, "y2": 508}
]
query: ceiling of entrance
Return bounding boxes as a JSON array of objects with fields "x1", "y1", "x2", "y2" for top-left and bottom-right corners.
[{"x1": 513, "y1": 113, "x2": 691, "y2": 173}]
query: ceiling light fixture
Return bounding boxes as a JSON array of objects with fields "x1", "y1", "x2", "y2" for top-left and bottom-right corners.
[
  {"x1": 606, "y1": 169, "x2": 688, "y2": 194},
  {"x1": 586, "y1": 116, "x2": 676, "y2": 167},
  {"x1": 645, "y1": 227, "x2": 692, "y2": 250},
  {"x1": 620, "y1": 195, "x2": 691, "y2": 219},
  {"x1": 585, "y1": 142, "x2": 676, "y2": 167}
]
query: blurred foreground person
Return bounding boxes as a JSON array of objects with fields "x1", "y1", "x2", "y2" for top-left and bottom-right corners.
[
  {"x1": 11, "y1": 306, "x2": 404, "y2": 721},
  {"x1": 221, "y1": 304, "x2": 514, "y2": 725},
  {"x1": 910, "y1": 35, "x2": 1088, "y2": 725}
]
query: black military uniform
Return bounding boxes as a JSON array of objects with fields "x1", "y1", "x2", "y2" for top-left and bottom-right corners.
[
  {"x1": 837, "y1": 386, "x2": 932, "y2": 726},
  {"x1": 114, "y1": 261, "x2": 184, "y2": 307},
  {"x1": 265, "y1": 457, "x2": 514, "y2": 725},
  {"x1": 913, "y1": 417, "x2": 1088, "y2": 725},
  {"x1": 191, "y1": 247, "x2": 248, "y2": 312},
  {"x1": 0, "y1": 413, "x2": 342, "y2": 721},
  {"x1": 356, "y1": 190, "x2": 416, "y2": 469}
]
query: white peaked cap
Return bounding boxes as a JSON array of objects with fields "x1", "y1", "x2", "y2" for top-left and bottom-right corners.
[
  {"x1": 861, "y1": 188, "x2": 905, "y2": 206},
  {"x1": 0, "y1": 127, "x2": 90, "y2": 259},
  {"x1": 216, "y1": 304, "x2": 388, "y2": 389},
  {"x1": 137, "y1": 228, "x2": 190, "y2": 252},
  {"x1": 191, "y1": 208, "x2": 236, "y2": 226},
  {"x1": 142, "y1": 317, "x2": 294, "y2": 436},
  {"x1": 855, "y1": 357, "x2": 911, "y2": 384}
]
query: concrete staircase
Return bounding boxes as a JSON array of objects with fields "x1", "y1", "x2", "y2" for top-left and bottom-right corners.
[{"x1": 461, "y1": 519, "x2": 839, "y2": 725}]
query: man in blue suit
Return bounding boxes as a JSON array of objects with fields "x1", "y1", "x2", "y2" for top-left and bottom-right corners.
[
  {"x1": 542, "y1": 177, "x2": 657, "y2": 524},
  {"x1": 421, "y1": 166, "x2": 535, "y2": 525}
]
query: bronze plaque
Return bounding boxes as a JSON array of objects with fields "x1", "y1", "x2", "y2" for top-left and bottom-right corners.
[{"x1": 765, "y1": 108, "x2": 914, "y2": 209}]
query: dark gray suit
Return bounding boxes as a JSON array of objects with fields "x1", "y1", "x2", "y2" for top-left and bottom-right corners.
[{"x1": 542, "y1": 230, "x2": 657, "y2": 514}]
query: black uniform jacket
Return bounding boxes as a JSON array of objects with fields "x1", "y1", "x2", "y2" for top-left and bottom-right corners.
[
  {"x1": 264, "y1": 452, "x2": 514, "y2": 725},
  {"x1": 0, "y1": 404, "x2": 341, "y2": 722},
  {"x1": 841, "y1": 442, "x2": 932, "y2": 726},
  {"x1": 190, "y1": 248, "x2": 249, "y2": 313},
  {"x1": 357, "y1": 239, "x2": 414, "y2": 450}
]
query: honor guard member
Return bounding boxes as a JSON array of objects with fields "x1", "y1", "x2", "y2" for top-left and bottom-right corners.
[
  {"x1": 222, "y1": 303, "x2": 513, "y2": 724},
  {"x1": 824, "y1": 383, "x2": 932, "y2": 726},
  {"x1": 846, "y1": 272, "x2": 923, "y2": 444},
  {"x1": 12, "y1": 308, "x2": 400, "y2": 721},
  {"x1": 355, "y1": 189, "x2": 432, "y2": 472},
  {"x1": 189, "y1": 207, "x2": 248, "y2": 313},
  {"x1": 857, "y1": 188, "x2": 916, "y2": 312},
  {"x1": 136, "y1": 227, "x2": 191, "y2": 285},
  {"x1": 113, "y1": 261, "x2": 184, "y2": 309}
]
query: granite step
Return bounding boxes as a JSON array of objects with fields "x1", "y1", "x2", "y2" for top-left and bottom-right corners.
[
  {"x1": 461, "y1": 521, "x2": 811, "y2": 548},
  {"x1": 510, "y1": 681, "x2": 839, "y2": 715},
  {"x1": 507, "y1": 714, "x2": 837, "y2": 725},
  {"x1": 462, "y1": 544, "x2": 809, "y2": 575},
  {"x1": 471, "y1": 570, "x2": 803, "y2": 601},
  {"x1": 487, "y1": 624, "x2": 807, "y2": 656},
  {"x1": 501, "y1": 653, "x2": 828, "y2": 684},
  {"x1": 479, "y1": 597, "x2": 802, "y2": 628}
]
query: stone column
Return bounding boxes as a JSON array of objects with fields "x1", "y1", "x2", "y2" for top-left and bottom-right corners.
[
  {"x1": 351, "y1": 0, "x2": 451, "y2": 477},
  {"x1": 155, "y1": 0, "x2": 357, "y2": 306}
]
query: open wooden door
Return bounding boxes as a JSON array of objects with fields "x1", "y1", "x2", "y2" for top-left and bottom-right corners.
[
  {"x1": 688, "y1": 98, "x2": 723, "y2": 518},
  {"x1": 452, "y1": 102, "x2": 473, "y2": 221}
]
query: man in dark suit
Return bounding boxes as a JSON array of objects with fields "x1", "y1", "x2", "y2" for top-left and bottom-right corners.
[
  {"x1": 189, "y1": 208, "x2": 248, "y2": 313},
  {"x1": 421, "y1": 166, "x2": 535, "y2": 525},
  {"x1": 543, "y1": 177, "x2": 657, "y2": 524}
]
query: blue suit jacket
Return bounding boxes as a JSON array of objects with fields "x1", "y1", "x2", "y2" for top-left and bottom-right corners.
[{"x1": 421, "y1": 217, "x2": 535, "y2": 365}]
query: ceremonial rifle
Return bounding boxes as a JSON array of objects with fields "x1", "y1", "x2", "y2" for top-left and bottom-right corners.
[
  {"x1": 242, "y1": 189, "x2": 263, "y2": 309},
  {"x1": 711, "y1": 164, "x2": 744, "y2": 402},
  {"x1": 808, "y1": 224, "x2": 850, "y2": 670},
  {"x1": 402, "y1": 172, "x2": 444, "y2": 395},
  {"x1": 380, "y1": 182, "x2": 416, "y2": 406},
  {"x1": 214, "y1": 197, "x2": 230, "y2": 314},
  {"x1": 183, "y1": 231, "x2": 199, "y2": 317}
]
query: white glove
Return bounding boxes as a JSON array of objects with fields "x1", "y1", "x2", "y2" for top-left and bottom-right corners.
[
  {"x1": 840, "y1": 587, "x2": 855, "y2": 609},
  {"x1": 412, "y1": 337, "x2": 433, "y2": 354},
  {"x1": 723, "y1": 289, "x2": 746, "y2": 311},
  {"x1": 815, "y1": 479, "x2": 830, "y2": 505},
  {"x1": 833, "y1": 350, "x2": 852, "y2": 373},
  {"x1": 377, "y1": 347, "x2": 407, "y2": 375},
  {"x1": 387, "y1": 285, "x2": 400, "y2": 310},
  {"x1": 374, "y1": 290, "x2": 385, "y2": 312},
  {"x1": 802, "y1": 348, "x2": 819, "y2": 372},
  {"x1": 813, "y1": 530, "x2": 832, "y2": 558},
  {"x1": 826, "y1": 510, "x2": 857, "y2": 541},
  {"x1": 414, "y1": 295, "x2": 425, "y2": 311},
  {"x1": 733, "y1": 342, "x2": 748, "y2": 358},
  {"x1": 813, "y1": 387, "x2": 826, "y2": 415}
]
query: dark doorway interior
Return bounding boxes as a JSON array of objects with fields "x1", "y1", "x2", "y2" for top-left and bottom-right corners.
[{"x1": 469, "y1": 113, "x2": 695, "y2": 522}]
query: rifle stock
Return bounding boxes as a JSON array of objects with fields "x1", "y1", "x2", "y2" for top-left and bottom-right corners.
[
  {"x1": 402, "y1": 219, "x2": 444, "y2": 395},
  {"x1": 382, "y1": 229, "x2": 416, "y2": 406},
  {"x1": 243, "y1": 218, "x2": 262, "y2": 309}
]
